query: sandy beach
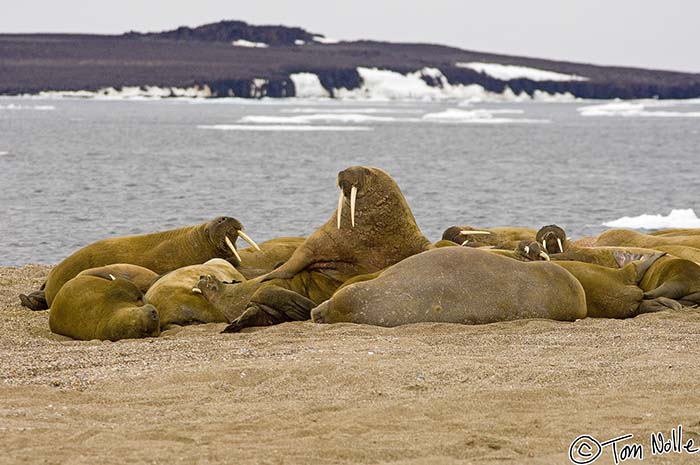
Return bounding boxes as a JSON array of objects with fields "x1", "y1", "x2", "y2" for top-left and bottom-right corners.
[{"x1": 2, "y1": 264, "x2": 700, "y2": 465}]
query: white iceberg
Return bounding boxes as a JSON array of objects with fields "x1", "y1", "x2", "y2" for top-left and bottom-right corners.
[
  {"x1": 603, "y1": 209, "x2": 700, "y2": 229},
  {"x1": 456, "y1": 62, "x2": 588, "y2": 82},
  {"x1": 289, "y1": 73, "x2": 330, "y2": 98}
]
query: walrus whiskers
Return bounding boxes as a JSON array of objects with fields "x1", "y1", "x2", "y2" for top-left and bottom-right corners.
[
  {"x1": 225, "y1": 236, "x2": 242, "y2": 262},
  {"x1": 238, "y1": 231, "x2": 261, "y2": 251},
  {"x1": 337, "y1": 190, "x2": 344, "y2": 229},
  {"x1": 350, "y1": 185, "x2": 357, "y2": 228}
]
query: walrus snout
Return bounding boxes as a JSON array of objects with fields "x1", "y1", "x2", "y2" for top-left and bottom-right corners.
[{"x1": 311, "y1": 305, "x2": 327, "y2": 324}]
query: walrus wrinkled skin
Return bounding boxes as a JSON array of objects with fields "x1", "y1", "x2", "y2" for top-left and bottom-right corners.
[
  {"x1": 552, "y1": 253, "x2": 680, "y2": 318},
  {"x1": 145, "y1": 259, "x2": 245, "y2": 328},
  {"x1": 21, "y1": 216, "x2": 257, "y2": 310},
  {"x1": 49, "y1": 275, "x2": 160, "y2": 341},
  {"x1": 236, "y1": 237, "x2": 305, "y2": 279},
  {"x1": 77, "y1": 264, "x2": 159, "y2": 294},
  {"x1": 311, "y1": 247, "x2": 587, "y2": 327},
  {"x1": 441, "y1": 225, "x2": 536, "y2": 249},
  {"x1": 639, "y1": 255, "x2": 700, "y2": 307},
  {"x1": 200, "y1": 166, "x2": 433, "y2": 332}
]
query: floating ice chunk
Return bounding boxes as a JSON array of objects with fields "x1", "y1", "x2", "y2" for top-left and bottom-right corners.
[
  {"x1": 289, "y1": 73, "x2": 330, "y2": 98},
  {"x1": 0, "y1": 104, "x2": 56, "y2": 110},
  {"x1": 0, "y1": 151, "x2": 8, "y2": 156},
  {"x1": 456, "y1": 62, "x2": 588, "y2": 82},
  {"x1": 239, "y1": 114, "x2": 400, "y2": 124},
  {"x1": 280, "y1": 108, "x2": 424, "y2": 114},
  {"x1": 197, "y1": 124, "x2": 372, "y2": 132},
  {"x1": 232, "y1": 39, "x2": 269, "y2": 48},
  {"x1": 422, "y1": 108, "x2": 549, "y2": 124},
  {"x1": 603, "y1": 209, "x2": 700, "y2": 229},
  {"x1": 578, "y1": 101, "x2": 700, "y2": 117},
  {"x1": 294, "y1": 39, "x2": 306, "y2": 46},
  {"x1": 312, "y1": 35, "x2": 339, "y2": 44}
]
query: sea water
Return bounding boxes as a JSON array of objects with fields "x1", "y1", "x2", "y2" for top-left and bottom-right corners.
[{"x1": 0, "y1": 97, "x2": 698, "y2": 265}]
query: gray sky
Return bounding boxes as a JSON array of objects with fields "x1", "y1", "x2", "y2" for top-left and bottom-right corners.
[{"x1": 2, "y1": 0, "x2": 699, "y2": 73}]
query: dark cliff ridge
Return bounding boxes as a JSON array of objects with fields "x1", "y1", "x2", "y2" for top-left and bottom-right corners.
[
  {"x1": 1, "y1": 20, "x2": 700, "y2": 99},
  {"x1": 122, "y1": 20, "x2": 323, "y2": 46}
]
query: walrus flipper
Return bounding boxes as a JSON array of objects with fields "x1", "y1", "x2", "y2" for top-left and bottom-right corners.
[
  {"x1": 638, "y1": 297, "x2": 683, "y2": 314},
  {"x1": 19, "y1": 291, "x2": 49, "y2": 311},
  {"x1": 221, "y1": 285, "x2": 316, "y2": 333},
  {"x1": 643, "y1": 281, "x2": 688, "y2": 301}
]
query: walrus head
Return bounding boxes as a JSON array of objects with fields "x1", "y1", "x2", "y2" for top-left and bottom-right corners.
[
  {"x1": 441, "y1": 225, "x2": 493, "y2": 247},
  {"x1": 515, "y1": 241, "x2": 550, "y2": 261},
  {"x1": 205, "y1": 216, "x2": 260, "y2": 267},
  {"x1": 536, "y1": 225, "x2": 568, "y2": 255}
]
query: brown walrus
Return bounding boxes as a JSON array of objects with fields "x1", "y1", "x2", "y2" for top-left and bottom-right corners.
[
  {"x1": 197, "y1": 166, "x2": 434, "y2": 332},
  {"x1": 311, "y1": 247, "x2": 587, "y2": 326},
  {"x1": 49, "y1": 275, "x2": 160, "y2": 341},
  {"x1": 19, "y1": 216, "x2": 259, "y2": 310},
  {"x1": 77, "y1": 264, "x2": 159, "y2": 294},
  {"x1": 639, "y1": 255, "x2": 700, "y2": 307},
  {"x1": 236, "y1": 237, "x2": 305, "y2": 279},
  {"x1": 596, "y1": 228, "x2": 700, "y2": 250},
  {"x1": 441, "y1": 225, "x2": 536, "y2": 249},
  {"x1": 145, "y1": 258, "x2": 245, "y2": 328}
]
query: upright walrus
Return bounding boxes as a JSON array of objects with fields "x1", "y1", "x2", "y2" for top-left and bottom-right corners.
[
  {"x1": 311, "y1": 247, "x2": 587, "y2": 326},
  {"x1": 19, "y1": 216, "x2": 259, "y2": 310},
  {"x1": 198, "y1": 166, "x2": 434, "y2": 332}
]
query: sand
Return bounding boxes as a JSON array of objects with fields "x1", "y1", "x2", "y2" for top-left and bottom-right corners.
[{"x1": 2, "y1": 265, "x2": 700, "y2": 465}]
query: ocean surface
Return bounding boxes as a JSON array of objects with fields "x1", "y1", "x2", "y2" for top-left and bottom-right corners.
[{"x1": 1, "y1": 97, "x2": 699, "y2": 266}]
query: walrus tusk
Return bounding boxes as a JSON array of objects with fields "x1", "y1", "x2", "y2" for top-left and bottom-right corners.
[
  {"x1": 459, "y1": 230, "x2": 492, "y2": 235},
  {"x1": 542, "y1": 239, "x2": 547, "y2": 250},
  {"x1": 109, "y1": 274, "x2": 116, "y2": 281},
  {"x1": 238, "y1": 231, "x2": 261, "y2": 251},
  {"x1": 557, "y1": 238, "x2": 564, "y2": 253},
  {"x1": 337, "y1": 190, "x2": 344, "y2": 229},
  {"x1": 191, "y1": 287, "x2": 202, "y2": 294},
  {"x1": 461, "y1": 240, "x2": 469, "y2": 246},
  {"x1": 524, "y1": 245, "x2": 530, "y2": 255},
  {"x1": 225, "y1": 235, "x2": 242, "y2": 262},
  {"x1": 350, "y1": 185, "x2": 357, "y2": 228},
  {"x1": 539, "y1": 251, "x2": 551, "y2": 261}
]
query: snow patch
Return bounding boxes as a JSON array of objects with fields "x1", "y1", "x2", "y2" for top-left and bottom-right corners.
[
  {"x1": 578, "y1": 101, "x2": 700, "y2": 117},
  {"x1": 312, "y1": 36, "x2": 339, "y2": 44},
  {"x1": 422, "y1": 108, "x2": 549, "y2": 124},
  {"x1": 456, "y1": 62, "x2": 588, "y2": 82},
  {"x1": 198, "y1": 124, "x2": 372, "y2": 132},
  {"x1": 239, "y1": 114, "x2": 400, "y2": 124},
  {"x1": 603, "y1": 209, "x2": 700, "y2": 229},
  {"x1": 232, "y1": 39, "x2": 269, "y2": 48},
  {"x1": 289, "y1": 73, "x2": 330, "y2": 98}
]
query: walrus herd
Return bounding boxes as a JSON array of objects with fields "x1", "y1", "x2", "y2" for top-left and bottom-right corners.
[{"x1": 18, "y1": 166, "x2": 700, "y2": 340}]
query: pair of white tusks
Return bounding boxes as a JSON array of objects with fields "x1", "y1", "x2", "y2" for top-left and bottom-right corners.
[
  {"x1": 337, "y1": 185, "x2": 358, "y2": 229},
  {"x1": 225, "y1": 231, "x2": 261, "y2": 263},
  {"x1": 542, "y1": 238, "x2": 564, "y2": 253},
  {"x1": 523, "y1": 246, "x2": 551, "y2": 261}
]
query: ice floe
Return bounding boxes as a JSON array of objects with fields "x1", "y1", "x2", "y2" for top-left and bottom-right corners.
[
  {"x1": 578, "y1": 101, "x2": 700, "y2": 117},
  {"x1": 232, "y1": 39, "x2": 269, "y2": 48},
  {"x1": 603, "y1": 209, "x2": 700, "y2": 229},
  {"x1": 31, "y1": 85, "x2": 212, "y2": 99},
  {"x1": 197, "y1": 124, "x2": 372, "y2": 132},
  {"x1": 289, "y1": 73, "x2": 330, "y2": 99},
  {"x1": 280, "y1": 107, "x2": 424, "y2": 114},
  {"x1": 422, "y1": 108, "x2": 549, "y2": 124},
  {"x1": 238, "y1": 114, "x2": 401, "y2": 124},
  {"x1": 456, "y1": 62, "x2": 588, "y2": 82}
]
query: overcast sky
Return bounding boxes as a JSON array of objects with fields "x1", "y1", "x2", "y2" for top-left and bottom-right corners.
[{"x1": 2, "y1": 0, "x2": 698, "y2": 73}]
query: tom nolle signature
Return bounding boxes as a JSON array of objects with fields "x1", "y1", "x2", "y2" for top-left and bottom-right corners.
[{"x1": 569, "y1": 425, "x2": 699, "y2": 464}]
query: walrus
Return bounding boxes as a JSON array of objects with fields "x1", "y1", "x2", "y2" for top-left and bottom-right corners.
[
  {"x1": 197, "y1": 166, "x2": 434, "y2": 332},
  {"x1": 441, "y1": 225, "x2": 536, "y2": 249},
  {"x1": 145, "y1": 258, "x2": 245, "y2": 328},
  {"x1": 489, "y1": 240, "x2": 551, "y2": 262},
  {"x1": 19, "y1": 216, "x2": 259, "y2": 310},
  {"x1": 596, "y1": 229, "x2": 700, "y2": 250},
  {"x1": 550, "y1": 245, "x2": 662, "y2": 269},
  {"x1": 639, "y1": 255, "x2": 700, "y2": 307},
  {"x1": 77, "y1": 264, "x2": 159, "y2": 294},
  {"x1": 49, "y1": 275, "x2": 160, "y2": 341},
  {"x1": 310, "y1": 247, "x2": 587, "y2": 326},
  {"x1": 648, "y1": 228, "x2": 700, "y2": 237},
  {"x1": 552, "y1": 253, "x2": 681, "y2": 318},
  {"x1": 236, "y1": 237, "x2": 305, "y2": 279},
  {"x1": 536, "y1": 225, "x2": 569, "y2": 255}
]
